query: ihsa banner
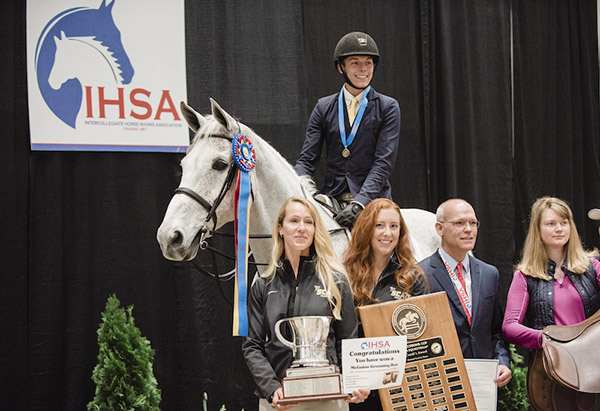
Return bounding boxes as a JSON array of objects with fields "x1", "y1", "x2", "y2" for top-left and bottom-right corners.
[{"x1": 26, "y1": 0, "x2": 188, "y2": 152}]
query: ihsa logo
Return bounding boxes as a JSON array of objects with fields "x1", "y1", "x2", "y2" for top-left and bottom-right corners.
[
  {"x1": 33, "y1": 0, "x2": 179, "y2": 129},
  {"x1": 360, "y1": 340, "x2": 391, "y2": 350}
]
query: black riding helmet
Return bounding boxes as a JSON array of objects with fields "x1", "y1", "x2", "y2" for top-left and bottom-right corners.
[{"x1": 333, "y1": 31, "x2": 380, "y2": 90}]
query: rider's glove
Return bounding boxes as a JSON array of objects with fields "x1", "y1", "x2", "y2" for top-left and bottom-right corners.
[{"x1": 335, "y1": 201, "x2": 364, "y2": 229}]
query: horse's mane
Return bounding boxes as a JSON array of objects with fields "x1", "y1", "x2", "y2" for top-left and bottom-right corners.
[
  {"x1": 298, "y1": 175, "x2": 318, "y2": 196},
  {"x1": 245, "y1": 127, "x2": 318, "y2": 197},
  {"x1": 191, "y1": 114, "x2": 318, "y2": 196}
]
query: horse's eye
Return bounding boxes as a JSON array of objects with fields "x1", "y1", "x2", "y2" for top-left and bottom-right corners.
[{"x1": 212, "y1": 159, "x2": 229, "y2": 171}]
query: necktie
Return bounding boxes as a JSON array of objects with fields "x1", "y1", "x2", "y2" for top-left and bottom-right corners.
[
  {"x1": 348, "y1": 97, "x2": 359, "y2": 125},
  {"x1": 456, "y1": 263, "x2": 467, "y2": 294},
  {"x1": 455, "y1": 262, "x2": 471, "y2": 325}
]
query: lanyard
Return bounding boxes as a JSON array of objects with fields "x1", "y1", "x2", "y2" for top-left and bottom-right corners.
[
  {"x1": 337, "y1": 85, "x2": 370, "y2": 152},
  {"x1": 439, "y1": 252, "x2": 472, "y2": 324}
]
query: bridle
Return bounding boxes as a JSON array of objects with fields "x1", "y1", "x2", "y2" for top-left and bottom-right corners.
[
  {"x1": 172, "y1": 128, "x2": 267, "y2": 305},
  {"x1": 173, "y1": 132, "x2": 241, "y2": 250}
]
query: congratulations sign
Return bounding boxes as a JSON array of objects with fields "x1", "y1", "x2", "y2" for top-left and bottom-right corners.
[
  {"x1": 26, "y1": 0, "x2": 188, "y2": 152},
  {"x1": 342, "y1": 336, "x2": 407, "y2": 392}
]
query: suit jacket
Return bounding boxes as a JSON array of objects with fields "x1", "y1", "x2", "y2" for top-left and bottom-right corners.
[
  {"x1": 418, "y1": 251, "x2": 510, "y2": 367},
  {"x1": 294, "y1": 87, "x2": 400, "y2": 206}
]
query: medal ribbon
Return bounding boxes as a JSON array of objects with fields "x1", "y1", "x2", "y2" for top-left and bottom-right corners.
[
  {"x1": 439, "y1": 253, "x2": 472, "y2": 325},
  {"x1": 231, "y1": 134, "x2": 256, "y2": 337},
  {"x1": 338, "y1": 85, "x2": 371, "y2": 151}
]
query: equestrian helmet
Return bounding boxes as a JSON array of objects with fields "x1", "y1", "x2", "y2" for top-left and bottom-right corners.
[{"x1": 333, "y1": 31, "x2": 380, "y2": 67}]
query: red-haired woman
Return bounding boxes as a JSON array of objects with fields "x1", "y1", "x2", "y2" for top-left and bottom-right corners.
[
  {"x1": 345, "y1": 198, "x2": 429, "y2": 410},
  {"x1": 346, "y1": 198, "x2": 428, "y2": 308}
]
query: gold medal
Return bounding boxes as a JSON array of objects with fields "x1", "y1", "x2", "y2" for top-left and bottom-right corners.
[{"x1": 342, "y1": 147, "x2": 350, "y2": 158}]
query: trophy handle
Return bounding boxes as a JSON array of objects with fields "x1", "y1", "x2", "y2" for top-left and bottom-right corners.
[{"x1": 275, "y1": 318, "x2": 296, "y2": 355}]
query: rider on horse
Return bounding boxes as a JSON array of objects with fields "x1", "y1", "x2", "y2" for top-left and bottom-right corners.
[{"x1": 295, "y1": 31, "x2": 401, "y2": 229}]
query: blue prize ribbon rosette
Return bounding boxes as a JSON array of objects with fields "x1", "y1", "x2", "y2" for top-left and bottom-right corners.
[
  {"x1": 232, "y1": 134, "x2": 256, "y2": 172},
  {"x1": 231, "y1": 134, "x2": 255, "y2": 336}
]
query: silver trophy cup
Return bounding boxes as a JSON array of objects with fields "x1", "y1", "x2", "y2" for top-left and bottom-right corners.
[{"x1": 275, "y1": 316, "x2": 331, "y2": 367}]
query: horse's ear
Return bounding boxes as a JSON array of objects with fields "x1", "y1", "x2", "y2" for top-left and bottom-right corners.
[
  {"x1": 180, "y1": 101, "x2": 206, "y2": 134},
  {"x1": 210, "y1": 98, "x2": 236, "y2": 132}
]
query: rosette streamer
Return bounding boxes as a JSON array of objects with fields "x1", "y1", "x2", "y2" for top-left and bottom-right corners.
[{"x1": 231, "y1": 134, "x2": 256, "y2": 336}]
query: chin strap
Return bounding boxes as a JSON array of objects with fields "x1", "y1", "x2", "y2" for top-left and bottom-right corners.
[
  {"x1": 338, "y1": 64, "x2": 376, "y2": 90},
  {"x1": 340, "y1": 69, "x2": 369, "y2": 90}
]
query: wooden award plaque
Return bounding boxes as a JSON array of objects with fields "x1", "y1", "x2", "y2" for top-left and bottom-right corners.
[{"x1": 358, "y1": 292, "x2": 476, "y2": 411}]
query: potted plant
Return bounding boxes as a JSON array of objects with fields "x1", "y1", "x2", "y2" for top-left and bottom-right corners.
[{"x1": 88, "y1": 294, "x2": 161, "y2": 410}]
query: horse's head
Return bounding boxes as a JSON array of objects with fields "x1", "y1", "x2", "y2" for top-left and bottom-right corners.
[{"x1": 157, "y1": 99, "x2": 257, "y2": 261}]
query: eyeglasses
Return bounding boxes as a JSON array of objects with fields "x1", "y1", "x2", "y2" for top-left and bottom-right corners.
[{"x1": 440, "y1": 220, "x2": 480, "y2": 229}]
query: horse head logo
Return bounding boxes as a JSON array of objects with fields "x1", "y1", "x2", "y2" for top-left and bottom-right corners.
[
  {"x1": 34, "y1": 0, "x2": 134, "y2": 128},
  {"x1": 391, "y1": 304, "x2": 426, "y2": 339}
]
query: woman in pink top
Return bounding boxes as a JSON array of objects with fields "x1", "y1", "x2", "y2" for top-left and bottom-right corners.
[
  {"x1": 503, "y1": 197, "x2": 600, "y2": 346},
  {"x1": 502, "y1": 197, "x2": 600, "y2": 409}
]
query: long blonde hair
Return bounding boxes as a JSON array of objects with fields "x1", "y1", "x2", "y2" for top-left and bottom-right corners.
[
  {"x1": 262, "y1": 197, "x2": 347, "y2": 319},
  {"x1": 345, "y1": 199, "x2": 425, "y2": 306},
  {"x1": 517, "y1": 196, "x2": 589, "y2": 279}
]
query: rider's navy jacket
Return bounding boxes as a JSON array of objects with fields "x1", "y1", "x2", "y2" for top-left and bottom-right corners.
[
  {"x1": 294, "y1": 87, "x2": 400, "y2": 206},
  {"x1": 241, "y1": 255, "x2": 358, "y2": 401}
]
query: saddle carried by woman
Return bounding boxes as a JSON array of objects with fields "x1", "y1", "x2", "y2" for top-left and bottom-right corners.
[{"x1": 528, "y1": 309, "x2": 600, "y2": 410}]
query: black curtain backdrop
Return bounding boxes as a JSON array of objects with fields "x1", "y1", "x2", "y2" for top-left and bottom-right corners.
[
  {"x1": 1, "y1": 0, "x2": 599, "y2": 410},
  {"x1": 513, "y1": 0, "x2": 600, "y2": 260}
]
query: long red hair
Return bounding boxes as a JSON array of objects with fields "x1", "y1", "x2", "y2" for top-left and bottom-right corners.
[{"x1": 345, "y1": 199, "x2": 425, "y2": 306}]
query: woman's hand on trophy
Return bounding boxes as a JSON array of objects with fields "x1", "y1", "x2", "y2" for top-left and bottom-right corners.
[
  {"x1": 271, "y1": 388, "x2": 299, "y2": 410},
  {"x1": 346, "y1": 387, "x2": 370, "y2": 403}
]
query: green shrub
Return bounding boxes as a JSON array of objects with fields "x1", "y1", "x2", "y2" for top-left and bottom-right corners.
[
  {"x1": 87, "y1": 294, "x2": 161, "y2": 411},
  {"x1": 498, "y1": 344, "x2": 529, "y2": 411}
]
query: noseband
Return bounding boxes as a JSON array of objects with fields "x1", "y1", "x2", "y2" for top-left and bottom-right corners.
[{"x1": 173, "y1": 132, "x2": 240, "y2": 245}]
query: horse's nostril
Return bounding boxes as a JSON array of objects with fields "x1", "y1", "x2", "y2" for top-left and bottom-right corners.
[{"x1": 170, "y1": 230, "x2": 183, "y2": 247}]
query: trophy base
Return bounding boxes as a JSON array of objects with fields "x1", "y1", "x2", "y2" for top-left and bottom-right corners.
[
  {"x1": 279, "y1": 367, "x2": 347, "y2": 404},
  {"x1": 277, "y1": 392, "x2": 349, "y2": 405}
]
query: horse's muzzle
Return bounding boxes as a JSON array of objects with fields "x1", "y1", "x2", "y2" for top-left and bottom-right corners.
[{"x1": 157, "y1": 223, "x2": 211, "y2": 261}]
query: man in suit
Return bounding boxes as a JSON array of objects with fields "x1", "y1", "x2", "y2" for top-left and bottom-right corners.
[
  {"x1": 295, "y1": 31, "x2": 400, "y2": 228},
  {"x1": 418, "y1": 199, "x2": 512, "y2": 387}
]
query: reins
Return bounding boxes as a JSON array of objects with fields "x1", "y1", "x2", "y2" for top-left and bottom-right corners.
[{"x1": 187, "y1": 230, "x2": 270, "y2": 307}]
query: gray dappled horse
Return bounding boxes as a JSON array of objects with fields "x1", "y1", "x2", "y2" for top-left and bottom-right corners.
[{"x1": 156, "y1": 99, "x2": 440, "y2": 273}]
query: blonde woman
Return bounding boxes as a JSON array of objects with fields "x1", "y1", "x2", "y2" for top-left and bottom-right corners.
[
  {"x1": 502, "y1": 197, "x2": 600, "y2": 408},
  {"x1": 242, "y1": 197, "x2": 368, "y2": 410}
]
